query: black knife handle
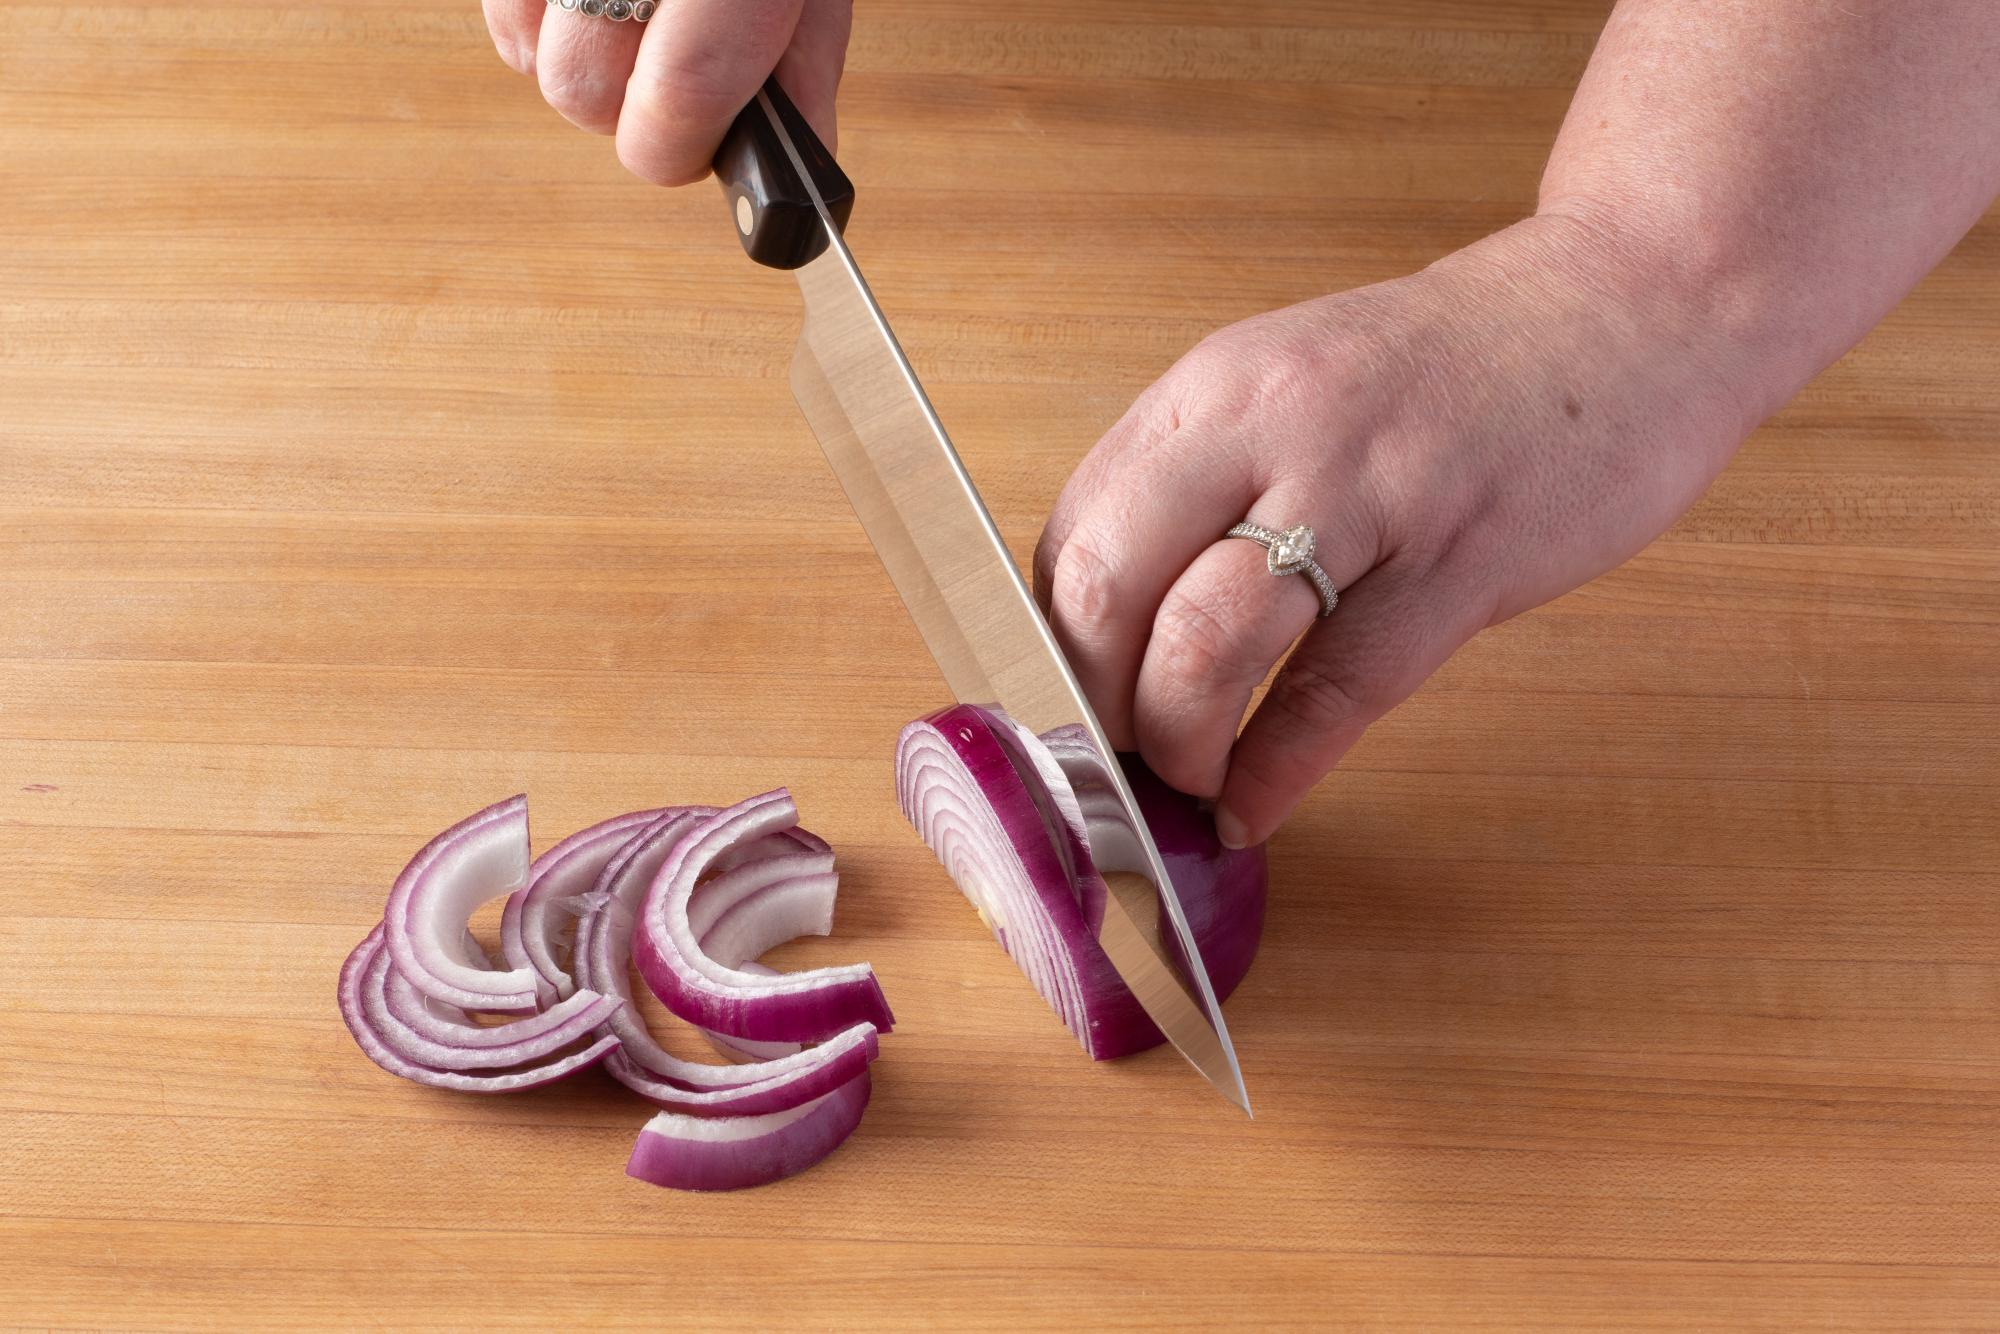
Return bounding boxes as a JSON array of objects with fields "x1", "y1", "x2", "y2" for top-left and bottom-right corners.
[{"x1": 713, "y1": 75, "x2": 854, "y2": 270}]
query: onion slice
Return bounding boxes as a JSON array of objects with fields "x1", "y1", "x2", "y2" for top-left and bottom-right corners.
[
  {"x1": 699, "y1": 963, "x2": 803, "y2": 1062},
  {"x1": 625, "y1": 1071, "x2": 872, "y2": 1192},
  {"x1": 500, "y1": 807, "x2": 666, "y2": 1003},
  {"x1": 634, "y1": 789, "x2": 894, "y2": 1044},
  {"x1": 380, "y1": 959, "x2": 616, "y2": 1054},
  {"x1": 573, "y1": 807, "x2": 881, "y2": 1116},
  {"x1": 338, "y1": 927, "x2": 617, "y2": 1092},
  {"x1": 896, "y1": 704, "x2": 1265, "y2": 1060},
  {"x1": 361, "y1": 953, "x2": 620, "y2": 1072},
  {"x1": 496, "y1": 891, "x2": 554, "y2": 1010},
  {"x1": 381, "y1": 795, "x2": 540, "y2": 1013}
]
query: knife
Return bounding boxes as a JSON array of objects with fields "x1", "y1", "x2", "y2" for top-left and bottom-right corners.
[{"x1": 712, "y1": 77, "x2": 1250, "y2": 1116}]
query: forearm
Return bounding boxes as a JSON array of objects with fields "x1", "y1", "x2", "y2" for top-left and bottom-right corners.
[{"x1": 1534, "y1": 0, "x2": 2000, "y2": 429}]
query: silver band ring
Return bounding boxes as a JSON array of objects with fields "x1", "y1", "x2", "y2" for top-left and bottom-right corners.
[
  {"x1": 550, "y1": 0, "x2": 655, "y2": 19},
  {"x1": 1226, "y1": 522, "x2": 1339, "y2": 617}
]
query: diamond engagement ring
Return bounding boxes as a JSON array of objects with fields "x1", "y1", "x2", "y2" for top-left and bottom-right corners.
[
  {"x1": 1226, "y1": 522, "x2": 1339, "y2": 617},
  {"x1": 548, "y1": 0, "x2": 656, "y2": 19}
]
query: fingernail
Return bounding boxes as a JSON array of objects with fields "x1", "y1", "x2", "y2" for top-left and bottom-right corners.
[
  {"x1": 515, "y1": 43, "x2": 536, "y2": 76},
  {"x1": 1214, "y1": 807, "x2": 1249, "y2": 850}
]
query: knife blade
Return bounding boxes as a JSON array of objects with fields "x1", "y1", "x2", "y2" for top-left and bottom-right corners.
[{"x1": 713, "y1": 77, "x2": 1250, "y2": 1115}]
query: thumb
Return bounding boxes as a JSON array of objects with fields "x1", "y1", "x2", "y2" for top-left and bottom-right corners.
[
  {"x1": 1213, "y1": 554, "x2": 1489, "y2": 848},
  {"x1": 774, "y1": 0, "x2": 852, "y2": 151}
]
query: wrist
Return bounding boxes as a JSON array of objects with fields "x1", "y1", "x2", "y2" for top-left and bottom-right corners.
[
  {"x1": 1419, "y1": 209, "x2": 1777, "y2": 470},
  {"x1": 1525, "y1": 200, "x2": 1798, "y2": 430}
]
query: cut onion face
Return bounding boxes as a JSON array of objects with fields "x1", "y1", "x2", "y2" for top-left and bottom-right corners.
[
  {"x1": 500, "y1": 807, "x2": 667, "y2": 1004},
  {"x1": 381, "y1": 795, "x2": 541, "y2": 1014},
  {"x1": 896, "y1": 704, "x2": 1265, "y2": 1060},
  {"x1": 338, "y1": 927, "x2": 618, "y2": 1092},
  {"x1": 634, "y1": 790, "x2": 894, "y2": 1044},
  {"x1": 625, "y1": 1071, "x2": 872, "y2": 1192},
  {"x1": 572, "y1": 806, "x2": 881, "y2": 1116}
]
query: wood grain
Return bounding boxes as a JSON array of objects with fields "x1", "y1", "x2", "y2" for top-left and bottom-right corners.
[{"x1": 3, "y1": 1, "x2": 1997, "y2": 1328}]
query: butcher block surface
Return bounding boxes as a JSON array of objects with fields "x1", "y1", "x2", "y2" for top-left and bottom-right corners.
[{"x1": 3, "y1": 1, "x2": 1997, "y2": 1328}]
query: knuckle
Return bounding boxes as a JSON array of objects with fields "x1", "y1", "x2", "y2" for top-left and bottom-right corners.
[
  {"x1": 1049, "y1": 536, "x2": 1121, "y2": 649},
  {"x1": 626, "y1": 63, "x2": 736, "y2": 129},
  {"x1": 627, "y1": 13, "x2": 786, "y2": 129}
]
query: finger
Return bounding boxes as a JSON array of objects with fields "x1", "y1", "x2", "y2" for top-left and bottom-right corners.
[
  {"x1": 1214, "y1": 555, "x2": 1489, "y2": 848},
  {"x1": 1133, "y1": 497, "x2": 1380, "y2": 800},
  {"x1": 537, "y1": 5, "x2": 646, "y2": 135},
  {"x1": 1032, "y1": 394, "x2": 1162, "y2": 614},
  {"x1": 618, "y1": 0, "x2": 808, "y2": 186},
  {"x1": 483, "y1": 0, "x2": 545, "y2": 76},
  {"x1": 1039, "y1": 427, "x2": 1259, "y2": 749},
  {"x1": 773, "y1": 0, "x2": 852, "y2": 150}
]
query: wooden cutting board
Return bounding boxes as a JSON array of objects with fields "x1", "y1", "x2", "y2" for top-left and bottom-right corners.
[{"x1": 3, "y1": 1, "x2": 1996, "y2": 1327}]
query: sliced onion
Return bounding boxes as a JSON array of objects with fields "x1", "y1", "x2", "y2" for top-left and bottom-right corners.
[
  {"x1": 381, "y1": 795, "x2": 540, "y2": 1013},
  {"x1": 634, "y1": 789, "x2": 894, "y2": 1043},
  {"x1": 683, "y1": 842, "x2": 835, "y2": 1063},
  {"x1": 362, "y1": 959, "x2": 620, "y2": 1072},
  {"x1": 625, "y1": 1070, "x2": 872, "y2": 1192},
  {"x1": 380, "y1": 961, "x2": 617, "y2": 1054},
  {"x1": 496, "y1": 891, "x2": 553, "y2": 1010},
  {"x1": 338, "y1": 927, "x2": 617, "y2": 1092},
  {"x1": 572, "y1": 807, "x2": 709, "y2": 988},
  {"x1": 341, "y1": 789, "x2": 890, "y2": 1191},
  {"x1": 461, "y1": 930, "x2": 495, "y2": 970},
  {"x1": 500, "y1": 807, "x2": 667, "y2": 1003},
  {"x1": 701, "y1": 874, "x2": 840, "y2": 972},
  {"x1": 597, "y1": 1021, "x2": 877, "y2": 1120},
  {"x1": 574, "y1": 807, "x2": 881, "y2": 1115},
  {"x1": 689, "y1": 840, "x2": 835, "y2": 936},
  {"x1": 896, "y1": 704, "x2": 1265, "y2": 1060},
  {"x1": 699, "y1": 963, "x2": 803, "y2": 1062},
  {"x1": 712, "y1": 823, "x2": 830, "y2": 872}
]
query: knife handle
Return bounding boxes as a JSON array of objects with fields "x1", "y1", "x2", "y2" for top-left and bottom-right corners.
[{"x1": 713, "y1": 75, "x2": 855, "y2": 271}]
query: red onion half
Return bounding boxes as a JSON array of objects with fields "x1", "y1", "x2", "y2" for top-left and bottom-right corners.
[
  {"x1": 634, "y1": 790, "x2": 894, "y2": 1044},
  {"x1": 896, "y1": 704, "x2": 1265, "y2": 1060},
  {"x1": 626, "y1": 1071, "x2": 872, "y2": 1192}
]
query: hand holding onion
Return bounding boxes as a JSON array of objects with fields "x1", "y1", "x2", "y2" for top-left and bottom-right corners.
[
  {"x1": 1032, "y1": 214, "x2": 1751, "y2": 850},
  {"x1": 1035, "y1": 1, "x2": 2000, "y2": 849}
]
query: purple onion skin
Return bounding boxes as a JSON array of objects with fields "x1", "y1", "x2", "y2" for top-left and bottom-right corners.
[
  {"x1": 625, "y1": 1072, "x2": 872, "y2": 1192},
  {"x1": 634, "y1": 922, "x2": 894, "y2": 1044},
  {"x1": 602, "y1": 1025, "x2": 877, "y2": 1117},
  {"x1": 632, "y1": 791, "x2": 895, "y2": 1044}
]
